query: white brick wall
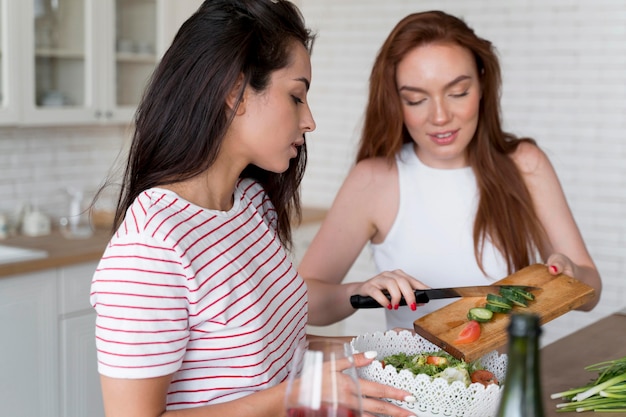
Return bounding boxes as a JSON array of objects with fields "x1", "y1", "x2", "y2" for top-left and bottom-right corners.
[
  {"x1": 0, "y1": 126, "x2": 128, "y2": 223},
  {"x1": 299, "y1": 0, "x2": 626, "y2": 345}
]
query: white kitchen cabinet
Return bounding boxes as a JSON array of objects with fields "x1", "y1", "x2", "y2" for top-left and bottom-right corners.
[
  {"x1": 0, "y1": 270, "x2": 60, "y2": 417},
  {"x1": 0, "y1": 0, "x2": 20, "y2": 124},
  {"x1": 58, "y1": 262, "x2": 103, "y2": 417},
  {"x1": 0, "y1": 261, "x2": 102, "y2": 417},
  {"x1": 0, "y1": 0, "x2": 202, "y2": 127}
]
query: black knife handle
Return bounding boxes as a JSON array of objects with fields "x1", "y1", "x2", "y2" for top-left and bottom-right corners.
[{"x1": 350, "y1": 290, "x2": 430, "y2": 309}]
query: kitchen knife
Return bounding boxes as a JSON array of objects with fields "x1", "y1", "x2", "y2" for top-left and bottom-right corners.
[{"x1": 350, "y1": 285, "x2": 539, "y2": 309}]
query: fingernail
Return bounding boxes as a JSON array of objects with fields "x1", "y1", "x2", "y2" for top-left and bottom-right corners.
[
  {"x1": 364, "y1": 351, "x2": 377, "y2": 359},
  {"x1": 387, "y1": 304, "x2": 392, "y2": 310},
  {"x1": 404, "y1": 395, "x2": 417, "y2": 403},
  {"x1": 394, "y1": 304, "x2": 399, "y2": 310},
  {"x1": 550, "y1": 265, "x2": 557, "y2": 273},
  {"x1": 410, "y1": 302, "x2": 417, "y2": 311}
]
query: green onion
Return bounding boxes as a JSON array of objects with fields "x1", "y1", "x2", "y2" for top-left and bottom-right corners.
[{"x1": 551, "y1": 356, "x2": 626, "y2": 413}]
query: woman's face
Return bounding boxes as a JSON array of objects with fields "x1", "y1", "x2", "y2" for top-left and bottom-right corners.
[
  {"x1": 234, "y1": 42, "x2": 315, "y2": 173},
  {"x1": 396, "y1": 42, "x2": 481, "y2": 168}
]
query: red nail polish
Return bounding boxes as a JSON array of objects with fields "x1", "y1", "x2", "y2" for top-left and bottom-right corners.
[
  {"x1": 410, "y1": 303, "x2": 417, "y2": 311},
  {"x1": 387, "y1": 304, "x2": 392, "y2": 310},
  {"x1": 394, "y1": 304, "x2": 399, "y2": 310},
  {"x1": 550, "y1": 265, "x2": 557, "y2": 273}
]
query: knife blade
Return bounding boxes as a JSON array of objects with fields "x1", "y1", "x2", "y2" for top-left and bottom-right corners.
[{"x1": 349, "y1": 285, "x2": 539, "y2": 309}]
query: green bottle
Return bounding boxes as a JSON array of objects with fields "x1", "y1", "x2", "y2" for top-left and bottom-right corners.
[{"x1": 496, "y1": 313, "x2": 546, "y2": 417}]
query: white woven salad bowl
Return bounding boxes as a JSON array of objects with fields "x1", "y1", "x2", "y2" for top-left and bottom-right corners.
[{"x1": 351, "y1": 330, "x2": 507, "y2": 417}]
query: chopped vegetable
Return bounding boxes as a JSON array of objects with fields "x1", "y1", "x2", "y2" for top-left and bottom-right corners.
[
  {"x1": 460, "y1": 285, "x2": 538, "y2": 344},
  {"x1": 426, "y1": 355, "x2": 449, "y2": 366},
  {"x1": 467, "y1": 286, "x2": 537, "y2": 326},
  {"x1": 486, "y1": 293, "x2": 513, "y2": 306},
  {"x1": 467, "y1": 307, "x2": 494, "y2": 323},
  {"x1": 551, "y1": 355, "x2": 626, "y2": 413},
  {"x1": 498, "y1": 287, "x2": 528, "y2": 307},
  {"x1": 454, "y1": 320, "x2": 481, "y2": 344},
  {"x1": 485, "y1": 303, "x2": 512, "y2": 313},
  {"x1": 437, "y1": 367, "x2": 471, "y2": 386},
  {"x1": 470, "y1": 369, "x2": 499, "y2": 387},
  {"x1": 381, "y1": 350, "x2": 493, "y2": 388}
]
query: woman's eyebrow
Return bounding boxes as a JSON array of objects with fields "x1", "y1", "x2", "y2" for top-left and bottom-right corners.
[
  {"x1": 399, "y1": 74, "x2": 472, "y2": 93},
  {"x1": 294, "y1": 77, "x2": 311, "y2": 91}
]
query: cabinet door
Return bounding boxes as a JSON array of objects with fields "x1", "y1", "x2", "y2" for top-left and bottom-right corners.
[
  {"x1": 108, "y1": 0, "x2": 204, "y2": 123},
  {"x1": 0, "y1": 271, "x2": 59, "y2": 417},
  {"x1": 19, "y1": 0, "x2": 201, "y2": 126},
  {"x1": 58, "y1": 262, "x2": 104, "y2": 417},
  {"x1": 61, "y1": 313, "x2": 104, "y2": 417},
  {"x1": 0, "y1": 0, "x2": 20, "y2": 124},
  {"x1": 21, "y1": 0, "x2": 105, "y2": 125},
  {"x1": 104, "y1": 0, "x2": 157, "y2": 123}
]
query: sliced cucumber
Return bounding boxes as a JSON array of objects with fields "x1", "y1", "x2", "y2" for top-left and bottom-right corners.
[
  {"x1": 501, "y1": 286, "x2": 535, "y2": 301},
  {"x1": 467, "y1": 307, "x2": 494, "y2": 322},
  {"x1": 485, "y1": 303, "x2": 512, "y2": 313},
  {"x1": 486, "y1": 293, "x2": 512, "y2": 306},
  {"x1": 499, "y1": 288, "x2": 529, "y2": 307},
  {"x1": 465, "y1": 285, "x2": 537, "y2": 325}
]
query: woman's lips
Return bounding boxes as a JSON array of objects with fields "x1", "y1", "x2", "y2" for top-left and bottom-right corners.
[
  {"x1": 429, "y1": 130, "x2": 458, "y2": 145},
  {"x1": 290, "y1": 143, "x2": 300, "y2": 157}
]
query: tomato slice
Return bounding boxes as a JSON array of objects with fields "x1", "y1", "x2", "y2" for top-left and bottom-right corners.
[
  {"x1": 454, "y1": 320, "x2": 481, "y2": 344},
  {"x1": 470, "y1": 369, "x2": 499, "y2": 386},
  {"x1": 426, "y1": 355, "x2": 448, "y2": 366}
]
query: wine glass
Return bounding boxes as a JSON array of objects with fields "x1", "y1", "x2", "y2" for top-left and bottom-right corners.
[{"x1": 285, "y1": 339, "x2": 363, "y2": 417}]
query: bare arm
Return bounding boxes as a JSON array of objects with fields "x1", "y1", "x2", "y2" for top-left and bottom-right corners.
[
  {"x1": 299, "y1": 159, "x2": 427, "y2": 326},
  {"x1": 100, "y1": 374, "x2": 287, "y2": 417},
  {"x1": 99, "y1": 350, "x2": 417, "y2": 417},
  {"x1": 513, "y1": 142, "x2": 602, "y2": 310}
]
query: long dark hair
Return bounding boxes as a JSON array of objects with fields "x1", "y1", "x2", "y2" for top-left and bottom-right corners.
[
  {"x1": 110, "y1": 0, "x2": 315, "y2": 250},
  {"x1": 358, "y1": 11, "x2": 547, "y2": 274}
]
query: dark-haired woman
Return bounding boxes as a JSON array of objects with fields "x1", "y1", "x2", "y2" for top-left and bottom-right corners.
[
  {"x1": 299, "y1": 10, "x2": 601, "y2": 330},
  {"x1": 90, "y1": 1, "x2": 416, "y2": 416}
]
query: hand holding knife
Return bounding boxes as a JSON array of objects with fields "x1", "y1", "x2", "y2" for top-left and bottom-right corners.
[{"x1": 350, "y1": 284, "x2": 538, "y2": 309}]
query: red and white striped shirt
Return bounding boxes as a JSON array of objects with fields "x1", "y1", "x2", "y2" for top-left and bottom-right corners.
[{"x1": 90, "y1": 178, "x2": 308, "y2": 410}]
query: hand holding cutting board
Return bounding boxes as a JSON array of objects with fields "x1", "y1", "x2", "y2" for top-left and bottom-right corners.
[{"x1": 412, "y1": 264, "x2": 595, "y2": 361}]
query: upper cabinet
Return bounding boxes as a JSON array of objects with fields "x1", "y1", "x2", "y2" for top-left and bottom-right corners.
[
  {"x1": 0, "y1": 1, "x2": 20, "y2": 124},
  {"x1": 0, "y1": 0, "x2": 203, "y2": 127}
]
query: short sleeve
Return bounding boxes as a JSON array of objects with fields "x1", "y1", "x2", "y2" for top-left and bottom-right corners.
[{"x1": 90, "y1": 232, "x2": 190, "y2": 379}]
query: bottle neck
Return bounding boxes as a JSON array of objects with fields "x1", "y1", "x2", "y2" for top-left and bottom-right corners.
[{"x1": 497, "y1": 320, "x2": 545, "y2": 417}]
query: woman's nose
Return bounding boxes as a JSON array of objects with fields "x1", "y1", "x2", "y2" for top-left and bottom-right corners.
[
  {"x1": 430, "y1": 98, "x2": 452, "y2": 125},
  {"x1": 302, "y1": 106, "x2": 316, "y2": 133}
]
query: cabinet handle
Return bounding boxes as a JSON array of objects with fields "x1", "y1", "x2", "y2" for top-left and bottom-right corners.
[
  {"x1": 105, "y1": 111, "x2": 113, "y2": 119},
  {"x1": 95, "y1": 110, "x2": 102, "y2": 118}
]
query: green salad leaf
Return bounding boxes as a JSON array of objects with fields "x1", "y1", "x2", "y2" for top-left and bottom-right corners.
[{"x1": 382, "y1": 350, "x2": 483, "y2": 386}]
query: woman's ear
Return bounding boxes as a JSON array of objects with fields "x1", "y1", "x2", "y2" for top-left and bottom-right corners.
[{"x1": 227, "y1": 73, "x2": 247, "y2": 116}]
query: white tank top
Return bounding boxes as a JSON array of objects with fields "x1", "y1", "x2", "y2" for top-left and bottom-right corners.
[{"x1": 370, "y1": 143, "x2": 509, "y2": 329}]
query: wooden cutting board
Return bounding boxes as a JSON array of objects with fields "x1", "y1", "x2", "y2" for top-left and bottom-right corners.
[{"x1": 413, "y1": 263, "x2": 596, "y2": 362}]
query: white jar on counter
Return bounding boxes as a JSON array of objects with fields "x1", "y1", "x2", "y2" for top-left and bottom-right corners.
[{"x1": 21, "y1": 209, "x2": 52, "y2": 237}]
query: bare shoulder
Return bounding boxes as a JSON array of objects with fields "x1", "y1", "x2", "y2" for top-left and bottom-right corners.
[
  {"x1": 338, "y1": 157, "x2": 399, "y2": 243},
  {"x1": 509, "y1": 140, "x2": 553, "y2": 176},
  {"x1": 346, "y1": 157, "x2": 397, "y2": 190}
]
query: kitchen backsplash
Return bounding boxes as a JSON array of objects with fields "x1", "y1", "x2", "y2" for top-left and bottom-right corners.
[{"x1": 0, "y1": 126, "x2": 129, "y2": 229}]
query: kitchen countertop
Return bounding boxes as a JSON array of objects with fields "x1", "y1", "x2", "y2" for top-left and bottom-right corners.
[
  {"x1": 542, "y1": 311, "x2": 626, "y2": 416},
  {"x1": 0, "y1": 206, "x2": 328, "y2": 279}
]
